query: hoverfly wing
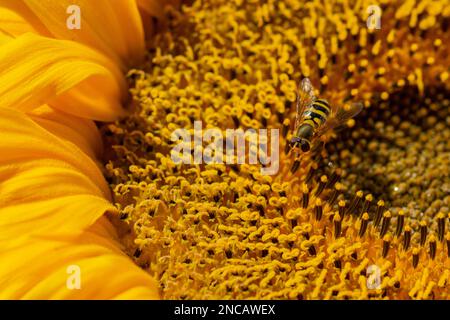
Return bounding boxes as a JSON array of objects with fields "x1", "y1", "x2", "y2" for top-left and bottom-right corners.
[
  {"x1": 335, "y1": 101, "x2": 363, "y2": 123},
  {"x1": 315, "y1": 102, "x2": 363, "y2": 138},
  {"x1": 294, "y1": 77, "x2": 316, "y2": 132}
]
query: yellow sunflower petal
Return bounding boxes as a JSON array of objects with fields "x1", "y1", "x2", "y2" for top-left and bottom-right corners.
[
  {"x1": 0, "y1": 29, "x2": 12, "y2": 45},
  {"x1": 29, "y1": 105, "x2": 103, "y2": 160},
  {"x1": 0, "y1": 217, "x2": 159, "y2": 299},
  {"x1": 0, "y1": 33, "x2": 126, "y2": 121},
  {"x1": 0, "y1": 107, "x2": 159, "y2": 299},
  {"x1": 22, "y1": 0, "x2": 145, "y2": 68},
  {"x1": 0, "y1": 0, "x2": 51, "y2": 37},
  {"x1": 0, "y1": 107, "x2": 111, "y2": 239},
  {"x1": 136, "y1": 0, "x2": 164, "y2": 19}
]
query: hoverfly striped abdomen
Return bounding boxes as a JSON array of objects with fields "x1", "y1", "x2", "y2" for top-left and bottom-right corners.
[{"x1": 303, "y1": 98, "x2": 331, "y2": 129}]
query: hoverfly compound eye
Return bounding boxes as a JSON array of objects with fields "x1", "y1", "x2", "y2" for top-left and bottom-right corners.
[{"x1": 300, "y1": 140, "x2": 311, "y2": 152}]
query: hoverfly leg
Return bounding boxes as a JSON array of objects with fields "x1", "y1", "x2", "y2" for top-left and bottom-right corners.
[
  {"x1": 291, "y1": 159, "x2": 301, "y2": 174},
  {"x1": 290, "y1": 151, "x2": 301, "y2": 174},
  {"x1": 284, "y1": 140, "x2": 292, "y2": 155}
]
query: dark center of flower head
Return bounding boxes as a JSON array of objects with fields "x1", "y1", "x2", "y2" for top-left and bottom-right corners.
[
  {"x1": 320, "y1": 85, "x2": 449, "y2": 234},
  {"x1": 101, "y1": 1, "x2": 450, "y2": 299}
]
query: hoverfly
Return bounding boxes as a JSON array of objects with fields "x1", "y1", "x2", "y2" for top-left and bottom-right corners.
[{"x1": 288, "y1": 77, "x2": 363, "y2": 173}]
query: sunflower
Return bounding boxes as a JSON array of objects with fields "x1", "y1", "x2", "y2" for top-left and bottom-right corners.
[
  {"x1": 0, "y1": 0, "x2": 176, "y2": 299},
  {"x1": 102, "y1": 0, "x2": 449, "y2": 300},
  {"x1": 1, "y1": 0, "x2": 449, "y2": 301}
]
